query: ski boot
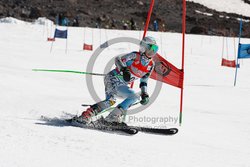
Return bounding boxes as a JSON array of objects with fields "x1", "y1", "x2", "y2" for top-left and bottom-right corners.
[
  {"x1": 105, "y1": 106, "x2": 125, "y2": 124},
  {"x1": 76, "y1": 100, "x2": 116, "y2": 124},
  {"x1": 75, "y1": 107, "x2": 96, "y2": 124}
]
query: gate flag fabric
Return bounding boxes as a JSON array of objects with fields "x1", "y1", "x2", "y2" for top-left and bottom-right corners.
[
  {"x1": 238, "y1": 43, "x2": 250, "y2": 59},
  {"x1": 54, "y1": 29, "x2": 68, "y2": 39},
  {"x1": 47, "y1": 38, "x2": 55, "y2": 41},
  {"x1": 151, "y1": 54, "x2": 184, "y2": 89},
  {"x1": 83, "y1": 43, "x2": 93, "y2": 51},
  {"x1": 100, "y1": 42, "x2": 109, "y2": 48},
  {"x1": 221, "y1": 58, "x2": 237, "y2": 68},
  {"x1": 50, "y1": 28, "x2": 68, "y2": 53}
]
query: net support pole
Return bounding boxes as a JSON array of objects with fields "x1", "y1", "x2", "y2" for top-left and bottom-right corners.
[
  {"x1": 234, "y1": 18, "x2": 243, "y2": 86},
  {"x1": 50, "y1": 38, "x2": 54, "y2": 53},
  {"x1": 179, "y1": 0, "x2": 186, "y2": 126},
  {"x1": 65, "y1": 37, "x2": 68, "y2": 54},
  {"x1": 65, "y1": 28, "x2": 68, "y2": 54}
]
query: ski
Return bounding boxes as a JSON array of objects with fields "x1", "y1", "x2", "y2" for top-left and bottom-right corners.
[
  {"x1": 40, "y1": 115, "x2": 138, "y2": 135},
  {"x1": 131, "y1": 126, "x2": 178, "y2": 135},
  {"x1": 67, "y1": 116, "x2": 139, "y2": 135},
  {"x1": 40, "y1": 116, "x2": 178, "y2": 136},
  {"x1": 88, "y1": 117, "x2": 178, "y2": 135}
]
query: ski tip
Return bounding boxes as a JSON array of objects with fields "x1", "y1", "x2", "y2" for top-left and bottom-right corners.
[
  {"x1": 126, "y1": 128, "x2": 139, "y2": 135},
  {"x1": 169, "y1": 128, "x2": 178, "y2": 135}
]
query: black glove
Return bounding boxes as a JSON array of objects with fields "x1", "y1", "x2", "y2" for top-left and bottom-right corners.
[
  {"x1": 122, "y1": 67, "x2": 131, "y2": 82},
  {"x1": 140, "y1": 92, "x2": 149, "y2": 105}
]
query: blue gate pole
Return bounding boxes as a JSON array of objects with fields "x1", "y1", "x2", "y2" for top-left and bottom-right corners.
[{"x1": 234, "y1": 18, "x2": 243, "y2": 86}]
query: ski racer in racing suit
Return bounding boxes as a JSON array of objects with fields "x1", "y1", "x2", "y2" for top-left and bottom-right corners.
[{"x1": 77, "y1": 36, "x2": 159, "y2": 124}]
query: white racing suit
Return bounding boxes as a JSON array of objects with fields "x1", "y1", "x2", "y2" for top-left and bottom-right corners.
[{"x1": 89, "y1": 51, "x2": 154, "y2": 120}]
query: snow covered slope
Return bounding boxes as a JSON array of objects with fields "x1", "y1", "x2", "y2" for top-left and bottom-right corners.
[
  {"x1": 0, "y1": 18, "x2": 250, "y2": 167},
  {"x1": 187, "y1": 0, "x2": 250, "y2": 17}
]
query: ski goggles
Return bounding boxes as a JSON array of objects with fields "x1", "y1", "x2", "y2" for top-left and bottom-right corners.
[{"x1": 145, "y1": 44, "x2": 159, "y2": 58}]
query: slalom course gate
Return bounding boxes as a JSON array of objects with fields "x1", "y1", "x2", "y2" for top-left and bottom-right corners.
[
  {"x1": 47, "y1": 21, "x2": 55, "y2": 41},
  {"x1": 50, "y1": 27, "x2": 68, "y2": 53},
  {"x1": 137, "y1": 0, "x2": 186, "y2": 125},
  {"x1": 83, "y1": 28, "x2": 93, "y2": 51},
  {"x1": 100, "y1": 29, "x2": 109, "y2": 49},
  {"x1": 221, "y1": 36, "x2": 237, "y2": 68},
  {"x1": 234, "y1": 19, "x2": 250, "y2": 86}
]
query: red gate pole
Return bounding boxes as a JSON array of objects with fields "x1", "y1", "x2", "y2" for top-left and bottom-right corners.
[
  {"x1": 143, "y1": 0, "x2": 155, "y2": 38},
  {"x1": 179, "y1": 0, "x2": 186, "y2": 126},
  {"x1": 131, "y1": 0, "x2": 155, "y2": 88}
]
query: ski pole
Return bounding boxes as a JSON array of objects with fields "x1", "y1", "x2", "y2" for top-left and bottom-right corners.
[
  {"x1": 81, "y1": 104, "x2": 92, "y2": 107},
  {"x1": 32, "y1": 69, "x2": 124, "y2": 79},
  {"x1": 82, "y1": 101, "x2": 140, "y2": 108},
  {"x1": 32, "y1": 69, "x2": 106, "y2": 76}
]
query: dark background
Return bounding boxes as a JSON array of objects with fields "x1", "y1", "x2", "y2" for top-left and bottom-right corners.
[{"x1": 1, "y1": 0, "x2": 250, "y2": 37}]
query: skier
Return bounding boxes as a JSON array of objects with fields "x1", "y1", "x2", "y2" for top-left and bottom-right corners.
[{"x1": 76, "y1": 36, "x2": 159, "y2": 124}]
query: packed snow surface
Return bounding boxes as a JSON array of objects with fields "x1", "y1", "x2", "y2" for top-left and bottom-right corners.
[{"x1": 0, "y1": 17, "x2": 250, "y2": 167}]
